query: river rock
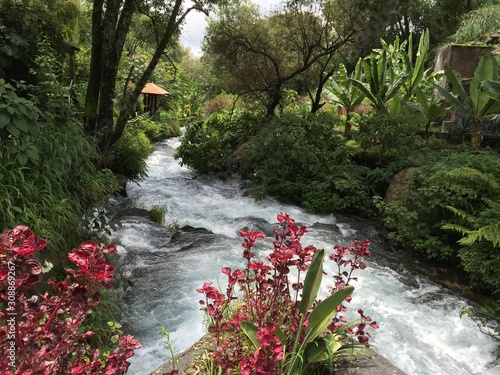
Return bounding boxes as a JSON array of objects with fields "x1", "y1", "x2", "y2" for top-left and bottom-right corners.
[
  {"x1": 112, "y1": 207, "x2": 154, "y2": 222},
  {"x1": 167, "y1": 225, "x2": 216, "y2": 251},
  {"x1": 384, "y1": 168, "x2": 413, "y2": 204},
  {"x1": 114, "y1": 173, "x2": 128, "y2": 197}
]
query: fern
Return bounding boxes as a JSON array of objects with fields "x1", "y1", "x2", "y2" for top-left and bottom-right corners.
[
  {"x1": 458, "y1": 221, "x2": 500, "y2": 247},
  {"x1": 444, "y1": 199, "x2": 500, "y2": 248},
  {"x1": 445, "y1": 167, "x2": 499, "y2": 191},
  {"x1": 444, "y1": 205, "x2": 476, "y2": 224}
]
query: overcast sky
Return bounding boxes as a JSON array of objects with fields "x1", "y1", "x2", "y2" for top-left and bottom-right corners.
[{"x1": 180, "y1": 0, "x2": 283, "y2": 56}]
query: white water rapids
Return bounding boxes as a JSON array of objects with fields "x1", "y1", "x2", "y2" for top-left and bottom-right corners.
[{"x1": 109, "y1": 138, "x2": 499, "y2": 375}]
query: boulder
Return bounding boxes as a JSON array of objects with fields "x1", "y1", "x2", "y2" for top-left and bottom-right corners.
[{"x1": 384, "y1": 168, "x2": 413, "y2": 204}]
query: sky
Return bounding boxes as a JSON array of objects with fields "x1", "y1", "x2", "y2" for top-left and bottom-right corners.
[{"x1": 179, "y1": 0, "x2": 283, "y2": 56}]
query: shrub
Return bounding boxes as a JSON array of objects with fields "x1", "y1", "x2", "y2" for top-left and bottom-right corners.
[
  {"x1": 108, "y1": 130, "x2": 155, "y2": 181},
  {"x1": 381, "y1": 148, "x2": 500, "y2": 267},
  {"x1": 0, "y1": 226, "x2": 140, "y2": 374},
  {"x1": 0, "y1": 75, "x2": 117, "y2": 255},
  {"x1": 129, "y1": 114, "x2": 181, "y2": 143},
  {"x1": 175, "y1": 109, "x2": 264, "y2": 173},
  {"x1": 241, "y1": 112, "x2": 382, "y2": 214},
  {"x1": 354, "y1": 113, "x2": 422, "y2": 162},
  {"x1": 197, "y1": 213, "x2": 377, "y2": 374},
  {"x1": 203, "y1": 92, "x2": 238, "y2": 118},
  {"x1": 150, "y1": 205, "x2": 168, "y2": 224}
]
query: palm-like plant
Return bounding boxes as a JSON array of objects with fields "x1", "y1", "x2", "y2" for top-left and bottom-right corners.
[
  {"x1": 436, "y1": 54, "x2": 500, "y2": 148},
  {"x1": 350, "y1": 48, "x2": 408, "y2": 115},
  {"x1": 326, "y1": 59, "x2": 365, "y2": 137}
]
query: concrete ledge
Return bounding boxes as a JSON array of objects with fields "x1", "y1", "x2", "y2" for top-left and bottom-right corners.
[{"x1": 150, "y1": 336, "x2": 407, "y2": 375}]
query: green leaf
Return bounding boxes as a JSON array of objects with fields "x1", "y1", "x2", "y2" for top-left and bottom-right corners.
[
  {"x1": 240, "y1": 321, "x2": 260, "y2": 349},
  {"x1": 481, "y1": 80, "x2": 500, "y2": 99},
  {"x1": 471, "y1": 55, "x2": 498, "y2": 116},
  {"x1": 304, "y1": 285, "x2": 354, "y2": 345},
  {"x1": 7, "y1": 122, "x2": 20, "y2": 137},
  {"x1": 442, "y1": 65, "x2": 470, "y2": 107},
  {"x1": 306, "y1": 334, "x2": 342, "y2": 363},
  {"x1": 408, "y1": 29, "x2": 429, "y2": 96},
  {"x1": 25, "y1": 146, "x2": 39, "y2": 162},
  {"x1": 0, "y1": 111, "x2": 10, "y2": 128},
  {"x1": 299, "y1": 249, "x2": 325, "y2": 314},
  {"x1": 17, "y1": 153, "x2": 28, "y2": 166},
  {"x1": 12, "y1": 115, "x2": 29, "y2": 133},
  {"x1": 436, "y1": 84, "x2": 468, "y2": 113}
]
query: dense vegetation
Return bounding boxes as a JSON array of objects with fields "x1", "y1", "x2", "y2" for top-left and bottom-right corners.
[
  {"x1": 1, "y1": 0, "x2": 500, "y2": 372},
  {"x1": 177, "y1": 1, "x2": 500, "y2": 305}
]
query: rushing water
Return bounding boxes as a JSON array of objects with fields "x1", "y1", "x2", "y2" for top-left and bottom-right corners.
[{"x1": 110, "y1": 138, "x2": 499, "y2": 375}]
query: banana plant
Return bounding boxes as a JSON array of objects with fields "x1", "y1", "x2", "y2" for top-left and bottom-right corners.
[
  {"x1": 402, "y1": 29, "x2": 430, "y2": 99},
  {"x1": 480, "y1": 79, "x2": 500, "y2": 121},
  {"x1": 350, "y1": 48, "x2": 408, "y2": 115},
  {"x1": 436, "y1": 54, "x2": 500, "y2": 148},
  {"x1": 410, "y1": 86, "x2": 448, "y2": 140},
  {"x1": 408, "y1": 68, "x2": 448, "y2": 140},
  {"x1": 326, "y1": 59, "x2": 365, "y2": 137},
  {"x1": 350, "y1": 30, "x2": 432, "y2": 117}
]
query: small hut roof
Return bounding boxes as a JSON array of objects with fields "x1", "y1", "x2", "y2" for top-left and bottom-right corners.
[{"x1": 141, "y1": 82, "x2": 169, "y2": 95}]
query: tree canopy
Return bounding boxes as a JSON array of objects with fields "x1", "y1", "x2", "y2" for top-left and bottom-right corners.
[{"x1": 203, "y1": 0, "x2": 363, "y2": 116}]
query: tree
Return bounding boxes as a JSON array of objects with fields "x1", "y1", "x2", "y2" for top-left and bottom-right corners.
[
  {"x1": 203, "y1": 0, "x2": 361, "y2": 116},
  {"x1": 342, "y1": 0, "x2": 473, "y2": 62},
  {"x1": 0, "y1": 0, "x2": 82, "y2": 83},
  {"x1": 83, "y1": 0, "x2": 222, "y2": 159}
]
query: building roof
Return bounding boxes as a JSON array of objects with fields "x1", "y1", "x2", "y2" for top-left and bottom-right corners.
[{"x1": 141, "y1": 82, "x2": 169, "y2": 95}]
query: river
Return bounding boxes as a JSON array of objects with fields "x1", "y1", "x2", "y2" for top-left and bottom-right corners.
[{"x1": 109, "y1": 138, "x2": 499, "y2": 375}]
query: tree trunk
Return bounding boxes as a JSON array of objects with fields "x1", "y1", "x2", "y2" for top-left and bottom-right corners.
[
  {"x1": 96, "y1": 0, "x2": 135, "y2": 156},
  {"x1": 344, "y1": 112, "x2": 352, "y2": 138},
  {"x1": 471, "y1": 119, "x2": 482, "y2": 149},
  {"x1": 102, "y1": 0, "x2": 185, "y2": 157},
  {"x1": 266, "y1": 86, "x2": 282, "y2": 118},
  {"x1": 83, "y1": 0, "x2": 104, "y2": 136}
]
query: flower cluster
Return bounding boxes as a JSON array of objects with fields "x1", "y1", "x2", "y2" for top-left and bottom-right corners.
[
  {"x1": 0, "y1": 226, "x2": 140, "y2": 374},
  {"x1": 328, "y1": 239, "x2": 378, "y2": 338},
  {"x1": 197, "y1": 213, "x2": 377, "y2": 374}
]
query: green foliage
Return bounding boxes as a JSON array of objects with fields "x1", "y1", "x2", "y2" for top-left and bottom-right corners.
[
  {"x1": 150, "y1": 204, "x2": 168, "y2": 224},
  {"x1": 241, "y1": 111, "x2": 383, "y2": 214},
  {"x1": 108, "y1": 130, "x2": 155, "y2": 182},
  {"x1": 354, "y1": 113, "x2": 423, "y2": 161},
  {"x1": 443, "y1": 189, "x2": 500, "y2": 292},
  {"x1": 452, "y1": 4, "x2": 500, "y2": 43},
  {"x1": 436, "y1": 54, "x2": 500, "y2": 148},
  {"x1": 350, "y1": 47, "x2": 407, "y2": 115},
  {"x1": 128, "y1": 113, "x2": 181, "y2": 143},
  {"x1": 0, "y1": 51, "x2": 116, "y2": 255},
  {"x1": 161, "y1": 326, "x2": 180, "y2": 371},
  {"x1": 108, "y1": 111, "x2": 181, "y2": 181},
  {"x1": 325, "y1": 59, "x2": 365, "y2": 137},
  {"x1": 0, "y1": 79, "x2": 41, "y2": 165},
  {"x1": 0, "y1": 0, "x2": 81, "y2": 82},
  {"x1": 381, "y1": 149, "x2": 500, "y2": 267},
  {"x1": 166, "y1": 77, "x2": 207, "y2": 120},
  {"x1": 175, "y1": 109, "x2": 264, "y2": 173}
]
